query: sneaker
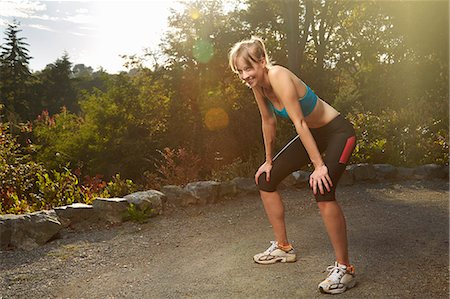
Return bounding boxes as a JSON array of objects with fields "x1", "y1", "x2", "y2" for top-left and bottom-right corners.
[
  {"x1": 253, "y1": 241, "x2": 297, "y2": 264},
  {"x1": 318, "y1": 262, "x2": 356, "y2": 294}
]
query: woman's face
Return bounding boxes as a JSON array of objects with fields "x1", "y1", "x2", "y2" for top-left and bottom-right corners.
[{"x1": 235, "y1": 56, "x2": 264, "y2": 88}]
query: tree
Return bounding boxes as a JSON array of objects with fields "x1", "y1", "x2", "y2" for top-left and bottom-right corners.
[
  {"x1": 72, "y1": 64, "x2": 93, "y2": 79},
  {"x1": 0, "y1": 20, "x2": 32, "y2": 122},
  {"x1": 35, "y1": 53, "x2": 78, "y2": 115}
]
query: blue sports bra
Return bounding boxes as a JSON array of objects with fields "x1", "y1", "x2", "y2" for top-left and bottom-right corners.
[{"x1": 267, "y1": 84, "x2": 318, "y2": 118}]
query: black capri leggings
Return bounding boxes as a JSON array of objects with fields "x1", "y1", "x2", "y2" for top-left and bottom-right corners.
[{"x1": 257, "y1": 114, "x2": 356, "y2": 201}]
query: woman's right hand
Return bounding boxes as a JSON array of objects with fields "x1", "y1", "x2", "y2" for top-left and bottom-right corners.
[{"x1": 255, "y1": 161, "x2": 273, "y2": 185}]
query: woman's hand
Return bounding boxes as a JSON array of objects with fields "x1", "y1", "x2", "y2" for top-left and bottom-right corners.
[
  {"x1": 309, "y1": 164, "x2": 333, "y2": 195},
  {"x1": 255, "y1": 161, "x2": 273, "y2": 185}
]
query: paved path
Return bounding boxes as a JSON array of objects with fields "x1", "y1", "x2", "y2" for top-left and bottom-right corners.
[{"x1": 1, "y1": 180, "x2": 449, "y2": 298}]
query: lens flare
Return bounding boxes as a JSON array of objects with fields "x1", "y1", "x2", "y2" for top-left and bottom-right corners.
[
  {"x1": 193, "y1": 39, "x2": 214, "y2": 64},
  {"x1": 204, "y1": 107, "x2": 229, "y2": 131},
  {"x1": 190, "y1": 8, "x2": 201, "y2": 20}
]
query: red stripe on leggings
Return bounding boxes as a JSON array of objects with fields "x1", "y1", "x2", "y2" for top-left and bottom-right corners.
[{"x1": 339, "y1": 136, "x2": 356, "y2": 164}]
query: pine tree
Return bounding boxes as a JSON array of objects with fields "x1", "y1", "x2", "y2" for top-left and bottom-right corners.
[
  {"x1": 37, "y1": 52, "x2": 78, "y2": 114},
  {"x1": 0, "y1": 19, "x2": 32, "y2": 122}
]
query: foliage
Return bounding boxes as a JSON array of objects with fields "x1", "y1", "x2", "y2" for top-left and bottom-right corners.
[
  {"x1": 348, "y1": 110, "x2": 448, "y2": 167},
  {"x1": 0, "y1": 19, "x2": 33, "y2": 122},
  {"x1": 0, "y1": 118, "x2": 140, "y2": 215},
  {"x1": 99, "y1": 174, "x2": 138, "y2": 198},
  {"x1": 34, "y1": 165, "x2": 85, "y2": 210},
  {"x1": 34, "y1": 53, "x2": 79, "y2": 114},
  {"x1": 145, "y1": 147, "x2": 203, "y2": 189},
  {"x1": 77, "y1": 70, "x2": 170, "y2": 181},
  {"x1": 31, "y1": 70, "x2": 171, "y2": 182},
  {"x1": 0, "y1": 122, "x2": 43, "y2": 214},
  {"x1": 209, "y1": 155, "x2": 262, "y2": 181},
  {"x1": 123, "y1": 203, "x2": 155, "y2": 224}
]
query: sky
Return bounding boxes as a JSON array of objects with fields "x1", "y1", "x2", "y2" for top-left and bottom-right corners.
[{"x1": 0, "y1": 0, "x2": 182, "y2": 73}]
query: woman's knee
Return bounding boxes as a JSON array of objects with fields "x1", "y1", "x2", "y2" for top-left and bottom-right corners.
[{"x1": 257, "y1": 172, "x2": 278, "y2": 192}]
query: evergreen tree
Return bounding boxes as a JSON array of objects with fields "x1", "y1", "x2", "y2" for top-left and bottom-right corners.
[
  {"x1": 36, "y1": 53, "x2": 78, "y2": 114},
  {"x1": 0, "y1": 20, "x2": 32, "y2": 122}
]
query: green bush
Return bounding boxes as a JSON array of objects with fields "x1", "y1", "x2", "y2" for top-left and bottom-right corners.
[
  {"x1": 348, "y1": 110, "x2": 448, "y2": 166},
  {"x1": 0, "y1": 122, "x2": 45, "y2": 214},
  {"x1": 99, "y1": 173, "x2": 138, "y2": 198},
  {"x1": 0, "y1": 120, "x2": 140, "y2": 215},
  {"x1": 35, "y1": 165, "x2": 85, "y2": 210},
  {"x1": 123, "y1": 203, "x2": 155, "y2": 224}
]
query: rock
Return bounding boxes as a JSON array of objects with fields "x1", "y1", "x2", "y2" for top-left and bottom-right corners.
[
  {"x1": 397, "y1": 167, "x2": 415, "y2": 180},
  {"x1": 290, "y1": 170, "x2": 310, "y2": 188},
  {"x1": 92, "y1": 198, "x2": 129, "y2": 224},
  {"x1": 54, "y1": 203, "x2": 97, "y2": 229},
  {"x1": 218, "y1": 180, "x2": 238, "y2": 199},
  {"x1": 443, "y1": 165, "x2": 449, "y2": 179},
  {"x1": 230, "y1": 177, "x2": 258, "y2": 195},
  {"x1": 161, "y1": 185, "x2": 197, "y2": 207},
  {"x1": 340, "y1": 168, "x2": 355, "y2": 186},
  {"x1": 373, "y1": 164, "x2": 398, "y2": 180},
  {"x1": 347, "y1": 163, "x2": 376, "y2": 181},
  {"x1": 0, "y1": 210, "x2": 62, "y2": 251},
  {"x1": 414, "y1": 164, "x2": 447, "y2": 179},
  {"x1": 124, "y1": 190, "x2": 166, "y2": 215},
  {"x1": 185, "y1": 181, "x2": 221, "y2": 204},
  {"x1": 0, "y1": 215, "x2": 13, "y2": 249}
]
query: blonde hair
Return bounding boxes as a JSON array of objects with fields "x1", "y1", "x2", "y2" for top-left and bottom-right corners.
[{"x1": 228, "y1": 36, "x2": 273, "y2": 74}]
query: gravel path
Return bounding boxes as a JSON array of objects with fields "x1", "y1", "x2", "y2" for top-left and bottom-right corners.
[{"x1": 1, "y1": 179, "x2": 448, "y2": 298}]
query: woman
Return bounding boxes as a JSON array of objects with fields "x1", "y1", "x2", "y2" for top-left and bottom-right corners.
[{"x1": 228, "y1": 36, "x2": 357, "y2": 294}]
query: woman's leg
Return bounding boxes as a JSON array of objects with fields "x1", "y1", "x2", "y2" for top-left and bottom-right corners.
[
  {"x1": 260, "y1": 190, "x2": 289, "y2": 246},
  {"x1": 257, "y1": 135, "x2": 310, "y2": 247},
  {"x1": 317, "y1": 201, "x2": 349, "y2": 265}
]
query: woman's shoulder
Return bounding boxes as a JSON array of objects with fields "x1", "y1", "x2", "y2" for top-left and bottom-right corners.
[
  {"x1": 268, "y1": 65, "x2": 298, "y2": 80},
  {"x1": 268, "y1": 65, "x2": 288, "y2": 75}
]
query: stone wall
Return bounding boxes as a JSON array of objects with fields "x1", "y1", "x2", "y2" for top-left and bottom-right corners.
[{"x1": 0, "y1": 163, "x2": 447, "y2": 251}]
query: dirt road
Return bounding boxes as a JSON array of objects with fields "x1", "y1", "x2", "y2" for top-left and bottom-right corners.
[{"x1": 1, "y1": 179, "x2": 448, "y2": 298}]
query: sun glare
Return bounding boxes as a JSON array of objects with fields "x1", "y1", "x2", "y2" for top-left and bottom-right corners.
[{"x1": 89, "y1": 1, "x2": 178, "y2": 70}]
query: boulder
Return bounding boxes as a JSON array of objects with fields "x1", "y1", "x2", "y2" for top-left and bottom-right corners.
[
  {"x1": 0, "y1": 210, "x2": 61, "y2": 251},
  {"x1": 230, "y1": 177, "x2": 258, "y2": 195},
  {"x1": 161, "y1": 185, "x2": 197, "y2": 207},
  {"x1": 185, "y1": 181, "x2": 221, "y2": 204},
  {"x1": 347, "y1": 163, "x2": 376, "y2": 181},
  {"x1": 218, "y1": 180, "x2": 238, "y2": 199},
  {"x1": 92, "y1": 197, "x2": 129, "y2": 224},
  {"x1": 414, "y1": 164, "x2": 447, "y2": 179},
  {"x1": 54, "y1": 203, "x2": 97, "y2": 229},
  {"x1": 373, "y1": 164, "x2": 398, "y2": 180},
  {"x1": 124, "y1": 190, "x2": 166, "y2": 215},
  {"x1": 397, "y1": 167, "x2": 415, "y2": 180},
  {"x1": 443, "y1": 165, "x2": 449, "y2": 179},
  {"x1": 340, "y1": 168, "x2": 355, "y2": 186},
  {"x1": 290, "y1": 170, "x2": 310, "y2": 188}
]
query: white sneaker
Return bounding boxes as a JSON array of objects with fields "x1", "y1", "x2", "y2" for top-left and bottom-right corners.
[
  {"x1": 318, "y1": 262, "x2": 356, "y2": 294},
  {"x1": 253, "y1": 241, "x2": 297, "y2": 264}
]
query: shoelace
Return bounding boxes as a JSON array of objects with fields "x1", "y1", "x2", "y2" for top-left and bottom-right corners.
[
  {"x1": 263, "y1": 241, "x2": 278, "y2": 254},
  {"x1": 326, "y1": 264, "x2": 346, "y2": 283}
]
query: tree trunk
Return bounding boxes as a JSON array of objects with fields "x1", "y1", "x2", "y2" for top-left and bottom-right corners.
[
  {"x1": 283, "y1": 0, "x2": 301, "y2": 76},
  {"x1": 298, "y1": 0, "x2": 314, "y2": 71}
]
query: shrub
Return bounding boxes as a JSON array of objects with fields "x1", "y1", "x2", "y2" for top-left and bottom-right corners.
[
  {"x1": 0, "y1": 120, "x2": 139, "y2": 215},
  {"x1": 144, "y1": 147, "x2": 202, "y2": 189},
  {"x1": 123, "y1": 203, "x2": 155, "y2": 224},
  {"x1": 348, "y1": 110, "x2": 448, "y2": 166},
  {"x1": 99, "y1": 173, "x2": 138, "y2": 198},
  {"x1": 0, "y1": 122, "x2": 45, "y2": 214}
]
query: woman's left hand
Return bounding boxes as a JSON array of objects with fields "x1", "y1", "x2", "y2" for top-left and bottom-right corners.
[{"x1": 309, "y1": 164, "x2": 333, "y2": 195}]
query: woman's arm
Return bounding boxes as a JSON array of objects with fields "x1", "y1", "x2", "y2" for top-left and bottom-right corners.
[{"x1": 252, "y1": 87, "x2": 277, "y2": 183}]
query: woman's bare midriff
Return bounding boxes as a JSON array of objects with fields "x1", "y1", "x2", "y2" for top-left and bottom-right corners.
[{"x1": 304, "y1": 98, "x2": 340, "y2": 129}]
